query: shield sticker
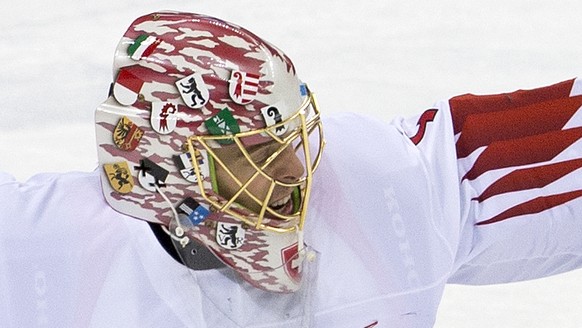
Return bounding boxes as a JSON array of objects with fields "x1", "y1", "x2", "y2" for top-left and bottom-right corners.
[
  {"x1": 176, "y1": 73, "x2": 210, "y2": 109},
  {"x1": 113, "y1": 66, "x2": 144, "y2": 106},
  {"x1": 281, "y1": 242, "x2": 302, "y2": 283},
  {"x1": 173, "y1": 149, "x2": 209, "y2": 183},
  {"x1": 133, "y1": 158, "x2": 169, "y2": 192},
  {"x1": 216, "y1": 222, "x2": 246, "y2": 250},
  {"x1": 103, "y1": 161, "x2": 134, "y2": 194},
  {"x1": 261, "y1": 104, "x2": 288, "y2": 136},
  {"x1": 229, "y1": 70, "x2": 260, "y2": 105},
  {"x1": 173, "y1": 152, "x2": 196, "y2": 183},
  {"x1": 178, "y1": 198, "x2": 210, "y2": 226},
  {"x1": 127, "y1": 34, "x2": 161, "y2": 61},
  {"x1": 151, "y1": 102, "x2": 179, "y2": 134},
  {"x1": 113, "y1": 116, "x2": 143, "y2": 151},
  {"x1": 204, "y1": 108, "x2": 241, "y2": 145}
]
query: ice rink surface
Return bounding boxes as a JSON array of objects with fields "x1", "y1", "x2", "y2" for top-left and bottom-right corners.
[{"x1": 1, "y1": 0, "x2": 581, "y2": 326}]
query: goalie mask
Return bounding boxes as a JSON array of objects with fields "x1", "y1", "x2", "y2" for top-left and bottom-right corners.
[{"x1": 95, "y1": 12, "x2": 324, "y2": 293}]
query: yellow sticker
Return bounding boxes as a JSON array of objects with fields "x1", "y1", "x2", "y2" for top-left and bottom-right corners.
[
  {"x1": 113, "y1": 116, "x2": 144, "y2": 151},
  {"x1": 103, "y1": 161, "x2": 134, "y2": 194}
]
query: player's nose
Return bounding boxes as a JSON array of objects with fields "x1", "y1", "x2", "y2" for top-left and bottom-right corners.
[{"x1": 269, "y1": 146, "x2": 305, "y2": 183}]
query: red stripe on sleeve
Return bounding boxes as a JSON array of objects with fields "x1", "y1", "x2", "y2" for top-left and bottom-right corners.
[
  {"x1": 450, "y1": 79, "x2": 574, "y2": 135},
  {"x1": 476, "y1": 189, "x2": 582, "y2": 225},
  {"x1": 474, "y1": 158, "x2": 582, "y2": 202},
  {"x1": 462, "y1": 127, "x2": 582, "y2": 181},
  {"x1": 456, "y1": 96, "x2": 582, "y2": 158},
  {"x1": 410, "y1": 109, "x2": 438, "y2": 145}
]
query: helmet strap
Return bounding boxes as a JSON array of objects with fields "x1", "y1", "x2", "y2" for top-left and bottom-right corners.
[{"x1": 154, "y1": 183, "x2": 225, "y2": 270}]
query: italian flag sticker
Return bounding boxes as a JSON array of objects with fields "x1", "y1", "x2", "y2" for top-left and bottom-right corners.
[
  {"x1": 113, "y1": 66, "x2": 144, "y2": 106},
  {"x1": 128, "y1": 34, "x2": 161, "y2": 61}
]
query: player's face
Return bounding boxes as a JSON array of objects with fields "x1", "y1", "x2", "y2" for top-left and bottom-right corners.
[{"x1": 213, "y1": 141, "x2": 305, "y2": 216}]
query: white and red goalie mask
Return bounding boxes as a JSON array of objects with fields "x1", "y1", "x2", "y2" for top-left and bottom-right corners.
[{"x1": 95, "y1": 11, "x2": 324, "y2": 293}]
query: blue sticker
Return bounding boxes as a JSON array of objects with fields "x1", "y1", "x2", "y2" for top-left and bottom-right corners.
[
  {"x1": 178, "y1": 198, "x2": 210, "y2": 225},
  {"x1": 299, "y1": 83, "x2": 308, "y2": 97}
]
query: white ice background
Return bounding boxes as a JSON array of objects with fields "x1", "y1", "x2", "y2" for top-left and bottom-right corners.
[{"x1": 1, "y1": 0, "x2": 581, "y2": 326}]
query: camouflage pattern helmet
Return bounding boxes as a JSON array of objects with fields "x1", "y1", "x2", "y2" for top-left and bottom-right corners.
[{"x1": 95, "y1": 12, "x2": 324, "y2": 292}]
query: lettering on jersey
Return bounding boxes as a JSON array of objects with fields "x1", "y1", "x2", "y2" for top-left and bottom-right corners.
[
  {"x1": 34, "y1": 270, "x2": 48, "y2": 325},
  {"x1": 409, "y1": 108, "x2": 438, "y2": 145},
  {"x1": 383, "y1": 187, "x2": 421, "y2": 287},
  {"x1": 216, "y1": 222, "x2": 245, "y2": 249}
]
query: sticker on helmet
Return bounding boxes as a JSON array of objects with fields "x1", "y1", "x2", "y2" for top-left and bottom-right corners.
[
  {"x1": 216, "y1": 222, "x2": 246, "y2": 249},
  {"x1": 173, "y1": 149, "x2": 209, "y2": 183},
  {"x1": 113, "y1": 67, "x2": 144, "y2": 106},
  {"x1": 127, "y1": 34, "x2": 161, "y2": 61},
  {"x1": 178, "y1": 198, "x2": 210, "y2": 225},
  {"x1": 281, "y1": 242, "x2": 303, "y2": 282},
  {"x1": 134, "y1": 158, "x2": 169, "y2": 192},
  {"x1": 113, "y1": 116, "x2": 144, "y2": 151},
  {"x1": 228, "y1": 70, "x2": 260, "y2": 105},
  {"x1": 103, "y1": 161, "x2": 134, "y2": 194},
  {"x1": 300, "y1": 83, "x2": 308, "y2": 97},
  {"x1": 261, "y1": 105, "x2": 287, "y2": 136},
  {"x1": 204, "y1": 108, "x2": 241, "y2": 144},
  {"x1": 176, "y1": 73, "x2": 210, "y2": 109},
  {"x1": 150, "y1": 102, "x2": 179, "y2": 134}
]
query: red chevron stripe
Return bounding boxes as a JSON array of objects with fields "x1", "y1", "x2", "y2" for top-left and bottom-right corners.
[
  {"x1": 476, "y1": 189, "x2": 582, "y2": 225},
  {"x1": 450, "y1": 79, "x2": 574, "y2": 135},
  {"x1": 456, "y1": 96, "x2": 582, "y2": 159},
  {"x1": 474, "y1": 158, "x2": 582, "y2": 202},
  {"x1": 410, "y1": 109, "x2": 438, "y2": 145},
  {"x1": 462, "y1": 127, "x2": 582, "y2": 181}
]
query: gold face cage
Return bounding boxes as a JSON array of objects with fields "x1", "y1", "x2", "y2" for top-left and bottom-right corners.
[{"x1": 186, "y1": 89, "x2": 325, "y2": 233}]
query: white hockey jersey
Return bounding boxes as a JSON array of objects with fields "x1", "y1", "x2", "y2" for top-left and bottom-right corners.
[{"x1": 1, "y1": 79, "x2": 581, "y2": 327}]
